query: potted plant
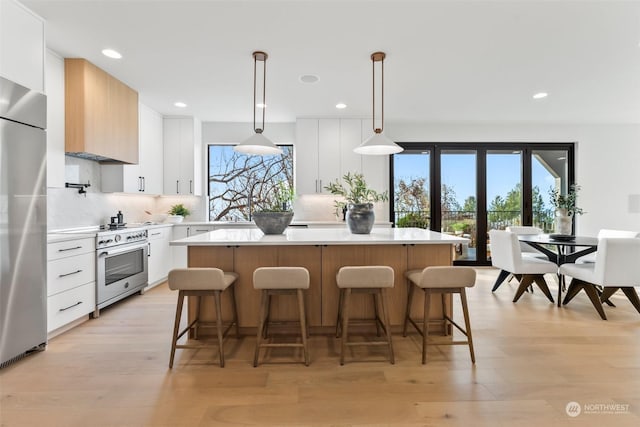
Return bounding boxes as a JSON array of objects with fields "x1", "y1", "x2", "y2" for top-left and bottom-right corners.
[
  {"x1": 167, "y1": 203, "x2": 191, "y2": 223},
  {"x1": 549, "y1": 184, "x2": 584, "y2": 235},
  {"x1": 252, "y1": 181, "x2": 295, "y2": 234},
  {"x1": 325, "y1": 172, "x2": 388, "y2": 234}
]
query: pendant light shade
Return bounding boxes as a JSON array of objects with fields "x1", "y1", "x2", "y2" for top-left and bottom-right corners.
[
  {"x1": 234, "y1": 51, "x2": 283, "y2": 156},
  {"x1": 354, "y1": 51, "x2": 403, "y2": 156}
]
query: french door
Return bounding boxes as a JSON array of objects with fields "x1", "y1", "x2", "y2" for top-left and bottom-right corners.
[{"x1": 390, "y1": 143, "x2": 575, "y2": 265}]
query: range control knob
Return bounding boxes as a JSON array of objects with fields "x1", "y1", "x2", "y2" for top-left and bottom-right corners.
[{"x1": 114, "y1": 235, "x2": 121, "y2": 243}]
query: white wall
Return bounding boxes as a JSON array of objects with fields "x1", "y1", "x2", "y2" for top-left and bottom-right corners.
[{"x1": 386, "y1": 122, "x2": 640, "y2": 235}]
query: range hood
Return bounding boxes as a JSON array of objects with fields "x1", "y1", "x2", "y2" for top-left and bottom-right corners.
[{"x1": 65, "y1": 58, "x2": 139, "y2": 164}]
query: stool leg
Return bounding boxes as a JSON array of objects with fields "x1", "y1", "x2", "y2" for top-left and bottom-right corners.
[
  {"x1": 254, "y1": 289, "x2": 269, "y2": 367},
  {"x1": 373, "y1": 293, "x2": 382, "y2": 337},
  {"x1": 169, "y1": 290, "x2": 185, "y2": 368},
  {"x1": 380, "y1": 289, "x2": 395, "y2": 365},
  {"x1": 297, "y1": 289, "x2": 309, "y2": 366},
  {"x1": 422, "y1": 289, "x2": 431, "y2": 364},
  {"x1": 263, "y1": 293, "x2": 272, "y2": 339},
  {"x1": 230, "y1": 283, "x2": 240, "y2": 337},
  {"x1": 214, "y1": 290, "x2": 225, "y2": 368},
  {"x1": 403, "y1": 281, "x2": 415, "y2": 337},
  {"x1": 340, "y1": 288, "x2": 351, "y2": 366},
  {"x1": 193, "y1": 295, "x2": 202, "y2": 339},
  {"x1": 335, "y1": 288, "x2": 343, "y2": 338},
  {"x1": 460, "y1": 288, "x2": 475, "y2": 363}
]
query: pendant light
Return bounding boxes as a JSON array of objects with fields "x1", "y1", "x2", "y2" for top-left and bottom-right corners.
[
  {"x1": 234, "y1": 51, "x2": 283, "y2": 155},
  {"x1": 354, "y1": 51, "x2": 403, "y2": 155}
]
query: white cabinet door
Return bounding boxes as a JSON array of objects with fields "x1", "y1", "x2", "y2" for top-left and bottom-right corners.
[
  {"x1": 0, "y1": 0, "x2": 44, "y2": 92},
  {"x1": 317, "y1": 119, "x2": 341, "y2": 193},
  {"x1": 101, "y1": 102, "x2": 164, "y2": 194},
  {"x1": 163, "y1": 117, "x2": 202, "y2": 196},
  {"x1": 45, "y1": 50, "x2": 66, "y2": 188},
  {"x1": 139, "y1": 103, "x2": 164, "y2": 194},
  {"x1": 148, "y1": 226, "x2": 172, "y2": 286},
  {"x1": 339, "y1": 119, "x2": 363, "y2": 178},
  {"x1": 295, "y1": 119, "x2": 319, "y2": 194}
]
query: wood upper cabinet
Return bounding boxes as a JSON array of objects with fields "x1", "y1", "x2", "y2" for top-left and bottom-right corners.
[{"x1": 64, "y1": 58, "x2": 139, "y2": 164}]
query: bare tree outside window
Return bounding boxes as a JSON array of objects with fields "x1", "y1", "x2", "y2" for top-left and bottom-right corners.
[{"x1": 208, "y1": 145, "x2": 294, "y2": 221}]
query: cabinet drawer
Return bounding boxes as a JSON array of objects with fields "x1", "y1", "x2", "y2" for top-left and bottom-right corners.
[
  {"x1": 48, "y1": 238, "x2": 95, "y2": 260},
  {"x1": 47, "y1": 282, "x2": 95, "y2": 332},
  {"x1": 47, "y1": 252, "x2": 95, "y2": 296},
  {"x1": 148, "y1": 227, "x2": 171, "y2": 241}
]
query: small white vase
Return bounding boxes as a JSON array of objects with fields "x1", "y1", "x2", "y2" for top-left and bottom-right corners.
[{"x1": 554, "y1": 208, "x2": 572, "y2": 235}]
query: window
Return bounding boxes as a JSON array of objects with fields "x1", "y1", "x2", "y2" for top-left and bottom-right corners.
[
  {"x1": 391, "y1": 142, "x2": 575, "y2": 265},
  {"x1": 208, "y1": 145, "x2": 294, "y2": 221}
]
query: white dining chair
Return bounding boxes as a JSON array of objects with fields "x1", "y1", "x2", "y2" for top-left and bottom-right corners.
[
  {"x1": 489, "y1": 229, "x2": 558, "y2": 302},
  {"x1": 575, "y1": 229, "x2": 640, "y2": 264},
  {"x1": 560, "y1": 237, "x2": 640, "y2": 320},
  {"x1": 506, "y1": 226, "x2": 546, "y2": 258}
]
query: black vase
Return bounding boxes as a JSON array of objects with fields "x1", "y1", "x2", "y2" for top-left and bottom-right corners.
[{"x1": 346, "y1": 203, "x2": 375, "y2": 234}]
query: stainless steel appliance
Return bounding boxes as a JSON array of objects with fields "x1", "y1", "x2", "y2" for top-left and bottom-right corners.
[
  {"x1": 0, "y1": 77, "x2": 47, "y2": 368},
  {"x1": 95, "y1": 227, "x2": 148, "y2": 317}
]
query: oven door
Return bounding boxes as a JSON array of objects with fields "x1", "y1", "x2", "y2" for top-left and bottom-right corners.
[{"x1": 96, "y1": 241, "x2": 148, "y2": 307}]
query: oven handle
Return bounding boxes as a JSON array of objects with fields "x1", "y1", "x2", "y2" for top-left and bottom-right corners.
[{"x1": 97, "y1": 242, "x2": 148, "y2": 257}]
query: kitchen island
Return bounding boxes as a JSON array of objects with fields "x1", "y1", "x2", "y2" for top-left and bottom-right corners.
[{"x1": 170, "y1": 227, "x2": 469, "y2": 335}]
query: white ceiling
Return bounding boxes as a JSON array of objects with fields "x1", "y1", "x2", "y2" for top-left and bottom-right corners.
[{"x1": 23, "y1": 0, "x2": 640, "y2": 124}]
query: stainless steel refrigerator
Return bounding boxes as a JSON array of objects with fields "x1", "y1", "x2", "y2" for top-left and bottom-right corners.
[{"x1": 0, "y1": 76, "x2": 47, "y2": 367}]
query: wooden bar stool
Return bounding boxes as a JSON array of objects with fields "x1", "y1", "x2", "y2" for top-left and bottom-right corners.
[
  {"x1": 167, "y1": 268, "x2": 239, "y2": 368},
  {"x1": 336, "y1": 266, "x2": 395, "y2": 365},
  {"x1": 403, "y1": 266, "x2": 476, "y2": 364},
  {"x1": 253, "y1": 267, "x2": 310, "y2": 367}
]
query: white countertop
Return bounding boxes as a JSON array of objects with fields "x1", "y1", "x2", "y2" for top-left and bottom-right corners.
[
  {"x1": 47, "y1": 232, "x2": 97, "y2": 243},
  {"x1": 170, "y1": 227, "x2": 469, "y2": 247},
  {"x1": 177, "y1": 220, "x2": 393, "y2": 227}
]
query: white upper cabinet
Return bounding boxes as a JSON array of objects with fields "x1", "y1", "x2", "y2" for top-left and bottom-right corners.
[
  {"x1": 163, "y1": 117, "x2": 202, "y2": 196},
  {"x1": 295, "y1": 118, "x2": 388, "y2": 195},
  {"x1": 101, "y1": 102, "x2": 164, "y2": 194},
  {"x1": 0, "y1": 0, "x2": 44, "y2": 92},
  {"x1": 45, "y1": 50, "x2": 65, "y2": 188}
]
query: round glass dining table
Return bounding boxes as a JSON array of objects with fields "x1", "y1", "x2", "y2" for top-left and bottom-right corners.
[{"x1": 517, "y1": 234, "x2": 598, "y2": 307}]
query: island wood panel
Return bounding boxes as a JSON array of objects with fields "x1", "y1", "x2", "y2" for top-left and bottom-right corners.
[
  {"x1": 186, "y1": 243, "x2": 453, "y2": 335},
  {"x1": 320, "y1": 245, "x2": 407, "y2": 327}
]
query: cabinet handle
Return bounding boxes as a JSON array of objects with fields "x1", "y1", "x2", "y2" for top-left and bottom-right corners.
[
  {"x1": 315, "y1": 179, "x2": 319, "y2": 193},
  {"x1": 190, "y1": 180, "x2": 193, "y2": 194},
  {"x1": 186, "y1": 227, "x2": 190, "y2": 237},
  {"x1": 139, "y1": 176, "x2": 143, "y2": 192},
  {"x1": 151, "y1": 232, "x2": 161, "y2": 236},
  {"x1": 58, "y1": 246, "x2": 82, "y2": 252},
  {"x1": 148, "y1": 242, "x2": 151, "y2": 257},
  {"x1": 59, "y1": 301, "x2": 82, "y2": 312},
  {"x1": 58, "y1": 269, "x2": 82, "y2": 278},
  {"x1": 142, "y1": 176, "x2": 146, "y2": 192},
  {"x1": 194, "y1": 229, "x2": 209, "y2": 232},
  {"x1": 176, "y1": 180, "x2": 179, "y2": 194}
]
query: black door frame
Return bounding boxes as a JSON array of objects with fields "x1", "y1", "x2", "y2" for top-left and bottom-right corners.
[{"x1": 389, "y1": 142, "x2": 576, "y2": 266}]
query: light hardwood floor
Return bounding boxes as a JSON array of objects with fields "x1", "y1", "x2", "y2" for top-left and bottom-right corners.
[{"x1": 1, "y1": 268, "x2": 640, "y2": 426}]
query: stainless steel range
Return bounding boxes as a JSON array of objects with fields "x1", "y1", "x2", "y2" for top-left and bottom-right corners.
[{"x1": 95, "y1": 227, "x2": 148, "y2": 317}]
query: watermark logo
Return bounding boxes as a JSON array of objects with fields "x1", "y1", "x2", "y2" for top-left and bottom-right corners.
[
  {"x1": 566, "y1": 401, "x2": 631, "y2": 417},
  {"x1": 566, "y1": 401, "x2": 581, "y2": 417}
]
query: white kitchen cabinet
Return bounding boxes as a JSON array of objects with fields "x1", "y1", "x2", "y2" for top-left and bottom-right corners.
[
  {"x1": 147, "y1": 226, "x2": 172, "y2": 287},
  {"x1": 295, "y1": 119, "x2": 340, "y2": 194},
  {"x1": 0, "y1": 0, "x2": 45, "y2": 92},
  {"x1": 295, "y1": 118, "x2": 388, "y2": 196},
  {"x1": 101, "y1": 102, "x2": 164, "y2": 194},
  {"x1": 171, "y1": 224, "x2": 215, "y2": 268},
  {"x1": 45, "y1": 50, "x2": 66, "y2": 188},
  {"x1": 47, "y1": 236, "x2": 96, "y2": 334},
  {"x1": 163, "y1": 117, "x2": 202, "y2": 195}
]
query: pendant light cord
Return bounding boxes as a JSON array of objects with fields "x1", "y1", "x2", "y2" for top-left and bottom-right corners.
[
  {"x1": 371, "y1": 52, "x2": 385, "y2": 134},
  {"x1": 253, "y1": 52, "x2": 268, "y2": 134}
]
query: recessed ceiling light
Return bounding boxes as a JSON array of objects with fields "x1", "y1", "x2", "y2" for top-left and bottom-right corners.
[
  {"x1": 174, "y1": 102, "x2": 187, "y2": 108},
  {"x1": 532, "y1": 92, "x2": 548, "y2": 99},
  {"x1": 101, "y1": 48, "x2": 122, "y2": 59},
  {"x1": 336, "y1": 103, "x2": 347, "y2": 109},
  {"x1": 299, "y1": 74, "x2": 319, "y2": 84},
  {"x1": 256, "y1": 103, "x2": 267, "y2": 109}
]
